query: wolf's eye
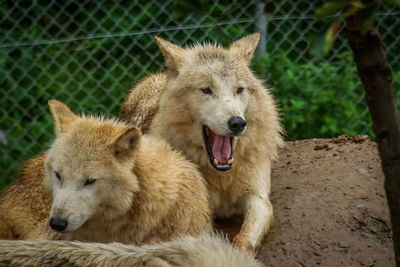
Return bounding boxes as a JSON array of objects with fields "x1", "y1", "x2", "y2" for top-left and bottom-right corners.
[
  {"x1": 200, "y1": 87, "x2": 212, "y2": 95},
  {"x1": 237, "y1": 87, "x2": 244, "y2": 94},
  {"x1": 84, "y1": 178, "x2": 96, "y2": 186},
  {"x1": 55, "y1": 171, "x2": 61, "y2": 180}
]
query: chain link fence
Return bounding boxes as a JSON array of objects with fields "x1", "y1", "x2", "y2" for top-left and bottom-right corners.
[{"x1": 1, "y1": 1, "x2": 399, "y2": 186}]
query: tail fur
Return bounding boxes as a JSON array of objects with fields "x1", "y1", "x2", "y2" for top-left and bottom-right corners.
[{"x1": 0, "y1": 234, "x2": 262, "y2": 267}]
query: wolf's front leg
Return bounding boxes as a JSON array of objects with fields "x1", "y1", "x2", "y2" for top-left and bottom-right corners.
[{"x1": 233, "y1": 195, "x2": 273, "y2": 253}]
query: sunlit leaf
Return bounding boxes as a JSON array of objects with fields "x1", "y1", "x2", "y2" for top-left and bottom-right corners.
[
  {"x1": 315, "y1": 0, "x2": 349, "y2": 19},
  {"x1": 342, "y1": 1, "x2": 371, "y2": 18},
  {"x1": 349, "y1": 1, "x2": 367, "y2": 9},
  {"x1": 324, "y1": 21, "x2": 342, "y2": 54}
]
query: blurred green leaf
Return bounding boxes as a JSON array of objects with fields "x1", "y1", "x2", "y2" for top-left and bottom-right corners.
[
  {"x1": 309, "y1": 29, "x2": 326, "y2": 58},
  {"x1": 360, "y1": 5, "x2": 379, "y2": 34},
  {"x1": 173, "y1": 0, "x2": 203, "y2": 19},
  {"x1": 343, "y1": 1, "x2": 370, "y2": 17},
  {"x1": 314, "y1": 0, "x2": 349, "y2": 19},
  {"x1": 324, "y1": 21, "x2": 342, "y2": 54},
  {"x1": 384, "y1": 0, "x2": 400, "y2": 6}
]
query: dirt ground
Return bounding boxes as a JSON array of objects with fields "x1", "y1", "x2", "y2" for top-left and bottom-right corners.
[{"x1": 217, "y1": 135, "x2": 394, "y2": 267}]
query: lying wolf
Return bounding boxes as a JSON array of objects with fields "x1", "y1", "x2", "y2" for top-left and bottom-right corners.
[
  {"x1": 0, "y1": 153, "x2": 57, "y2": 240},
  {"x1": 0, "y1": 100, "x2": 211, "y2": 243},
  {"x1": 0, "y1": 234, "x2": 262, "y2": 267},
  {"x1": 120, "y1": 34, "x2": 284, "y2": 252}
]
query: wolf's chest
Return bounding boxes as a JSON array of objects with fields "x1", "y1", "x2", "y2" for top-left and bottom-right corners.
[
  {"x1": 211, "y1": 193, "x2": 245, "y2": 218},
  {"x1": 209, "y1": 183, "x2": 246, "y2": 218}
]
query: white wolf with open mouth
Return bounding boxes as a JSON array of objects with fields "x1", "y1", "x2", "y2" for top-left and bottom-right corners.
[{"x1": 121, "y1": 33, "x2": 284, "y2": 252}]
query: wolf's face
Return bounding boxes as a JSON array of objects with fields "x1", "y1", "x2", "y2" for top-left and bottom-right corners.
[
  {"x1": 156, "y1": 34, "x2": 260, "y2": 171},
  {"x1": 44, "y1": 100, "x2": 141, "y2": 233},
  {"x1": 177, "y1": 60, "x2": 253, "y2": 171}
]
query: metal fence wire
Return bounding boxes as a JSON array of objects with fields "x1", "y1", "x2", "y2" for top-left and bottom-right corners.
[{"x1": 1, "y1": 1, "x2": 399, "y2": 186}]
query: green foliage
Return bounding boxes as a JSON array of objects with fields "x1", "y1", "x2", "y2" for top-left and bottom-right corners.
[
  {"x1": 313, "y1": 0, "x2": 400, "y2": 56},
  {"x1": 0, "y1": 1, "x2": 398, "y2": 190},
  {"x1": 0, "y1": 41, "x2": 138, "y2": 188},
  {"x1": 252, "y1": 52, "x2": 400, "y2": 140},
  {"x1": 386, "y1": 0, "x2": 400, "y2": 6},
  {"x1": 0, "y1": 1, "x2": 256, "y2": 188}
]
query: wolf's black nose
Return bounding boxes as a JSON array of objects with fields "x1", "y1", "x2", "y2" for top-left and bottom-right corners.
[
  {"x1": 228, "y1": 117, "x2": 247, "y2": 134},
  {"x1": 50, "y1": 217, "x2": 68, "y2": 232}
]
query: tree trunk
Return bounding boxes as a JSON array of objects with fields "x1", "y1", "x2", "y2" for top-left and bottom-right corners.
[{"x1": 346, "y1": 14, "x2": 400, "y2": 266}]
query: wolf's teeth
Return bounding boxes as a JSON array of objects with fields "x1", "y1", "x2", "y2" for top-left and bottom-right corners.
[
  {"x1": 228, "y1": 158, "x2": 234, "y2": 164},
  {"x1": 213, "y1": 159, "x2": 219, "y2": 166}
]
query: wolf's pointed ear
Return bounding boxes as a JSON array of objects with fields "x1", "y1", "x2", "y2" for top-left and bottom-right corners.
[
  {"x1": 229, "y1": 33, "x2": 260, "y2": 65},
  {"x1": 111, "y1": 126, "x2": 142, "y2": 159},
  {"x1": 155, "y1": 36, "x2": 185, "y2": 75},
  {"x1": 48, "y1": 100, "x2": 79, "y2": 135}
]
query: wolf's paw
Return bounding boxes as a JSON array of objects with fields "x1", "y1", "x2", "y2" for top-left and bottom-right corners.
[{"x1": 232, "y1": 234, "x2": 255, "y2": 254}]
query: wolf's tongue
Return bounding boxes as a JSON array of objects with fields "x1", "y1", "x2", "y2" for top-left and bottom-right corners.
[{"x1": 212, "y1": 135, "x2": 231, "y2": 164}]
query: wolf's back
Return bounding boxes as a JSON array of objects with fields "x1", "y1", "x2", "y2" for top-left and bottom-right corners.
[
  {"x1": 0, "y1": 234, "x2": 262, "y2": 267},
  {"x1": 120, "y1": 73, "x2": 167, "y2": 133}
]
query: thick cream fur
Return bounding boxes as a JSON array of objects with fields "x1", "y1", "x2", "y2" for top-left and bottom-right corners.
[
  {"x1": 120, "y1": 33, "x2": 284, "y2": 252},
  {"x1": 0, "y1": 234, "x2": 262, "y2": 267},
  {"x1": 0, "y1": 100, "x2": 211, "y2": 244}
]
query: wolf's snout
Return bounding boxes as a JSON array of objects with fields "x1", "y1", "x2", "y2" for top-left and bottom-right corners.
[
  {"x1": 49, "y1": 217, "x2": 68, "y2": 232},
  {"x1": 228, "y1": 117, "x2": 246, "y2": 134}
]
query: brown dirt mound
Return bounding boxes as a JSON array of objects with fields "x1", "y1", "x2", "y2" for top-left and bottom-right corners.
[{"x1": 217, "y1": 136, "x2": 394, "y2": 266}]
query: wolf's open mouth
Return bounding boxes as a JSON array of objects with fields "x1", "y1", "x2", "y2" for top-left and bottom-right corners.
[{"x1": 202, "y1": 125, "x2": 233, "y2": 171}]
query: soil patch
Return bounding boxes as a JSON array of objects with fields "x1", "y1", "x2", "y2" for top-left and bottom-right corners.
[{"x1": 218, "y1": 136, "x2": 394, "y2": 266}]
